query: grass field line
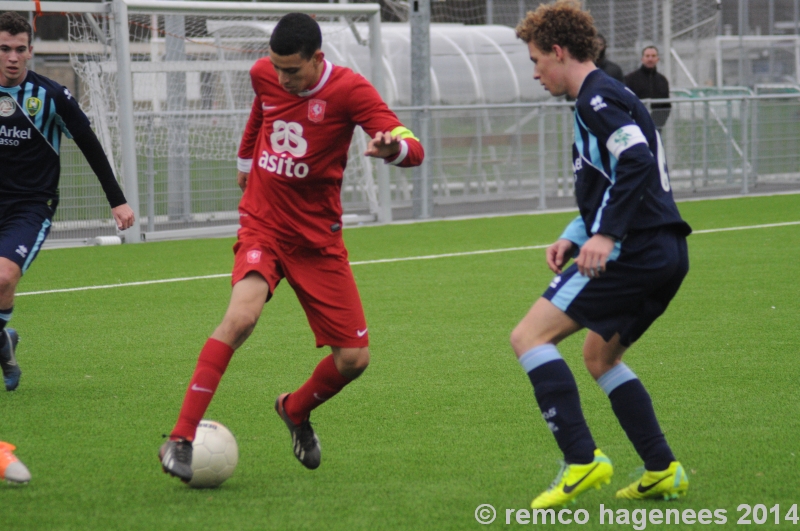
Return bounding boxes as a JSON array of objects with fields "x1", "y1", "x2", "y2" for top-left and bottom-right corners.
[{"x1": 16, "y1": 220, "x2": 800, "y2": 297}]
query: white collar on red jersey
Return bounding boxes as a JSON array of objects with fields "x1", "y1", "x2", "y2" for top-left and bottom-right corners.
[{"x1": 298, "y1": 60, "x2": 333, "y2": 98}]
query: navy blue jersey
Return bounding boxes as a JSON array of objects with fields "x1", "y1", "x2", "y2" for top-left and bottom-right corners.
[
  {"x1": 0, "y1": 70, "x2": 96, "y2": 205},
  {"x1": 560, "y1": 70, "x2": 691, "y2": 246}
]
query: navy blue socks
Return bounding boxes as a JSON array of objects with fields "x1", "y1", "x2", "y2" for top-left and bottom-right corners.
[
  {"x1": 0, "y1": 306, "x2": 12, "y2": 348},
  {"x1": 519, "y1": 344, "x2": 596, "y2": 465},
  {"x1": 598, "y1": 363, "x2": 675, "y2": 471}
]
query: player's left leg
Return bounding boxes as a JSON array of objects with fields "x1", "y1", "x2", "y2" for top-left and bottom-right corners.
[
  {"x1": 589, "y1": 333, "x2": 688, "y2": 500},
  {"x1": 275, "y1": 347, "x2": 368, "y2": 470},
  {"x1": 592, "y1": 345, "x2": 687, "y2": 499},
  {"x1": 276, "y1": 240, "x2": 369, "y2": 469},
  {"x1": 283, "y1": 346, "x2": 369, "y2": 424},
  {"x1": 0, "y1": 201, "x2": 55, "y2": 391},
  {"x1": 584, "y1": 331, "x2": 677, "y2": 472},
  {"x1": 0, "y1": 258, "x2": 21, "y2": 392},
  {"x1": 601, "y1": 231, "x2": 689, "y2": 500}
]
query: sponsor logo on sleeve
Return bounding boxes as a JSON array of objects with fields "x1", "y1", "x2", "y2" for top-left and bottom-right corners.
[
  {"x1": 25, "y1": 97, "x2": 42, "y2": 116},
  {"x1": 590, "y1": 95, "x2": 607, "y2": 111},
  {"x1": 613, "y1": 128, "x2": 631, "y2": 147},
  {"x1": 246, "y1": 250, "x2": 262, "y2": 264},
  {"x1": 0, "y1": 96, "x2": 16, "y2": 117},
  {"x1": 308, "y1": 99, "x2": 326, "y2": 123},
  {"x1": 606, "y1": 125, "x2": 647, "y2": 159}
]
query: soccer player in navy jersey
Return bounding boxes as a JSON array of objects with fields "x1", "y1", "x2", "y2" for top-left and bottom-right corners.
[
  {"x1": 0, "y1": 12, "x2": 135, "y2": 391},
  {"x1": 511, "y1": 0, "x2": 692, "y2": 509},
  {"x1": 159, "y1": 13, "x2": 423, "y2": 482}
]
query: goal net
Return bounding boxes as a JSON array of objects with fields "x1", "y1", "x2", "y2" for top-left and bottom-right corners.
[{"x1": 67, "y1": 0, "x2": 385, "y2": 241}]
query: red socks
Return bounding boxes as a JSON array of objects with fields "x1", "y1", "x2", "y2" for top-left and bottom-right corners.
[
  {"x1": 284, "y1": 354, "x2": 351, "y2": 424},
  {"x1": 171, "y1": 338, "x2": 234, "y2": 441}
]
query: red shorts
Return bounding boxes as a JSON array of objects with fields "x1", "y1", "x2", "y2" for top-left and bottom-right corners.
[{"x1": 232, "y1": 228, "x2": 368, "y2": 348}]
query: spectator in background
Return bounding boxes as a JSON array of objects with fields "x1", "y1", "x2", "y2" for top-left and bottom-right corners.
[
  {"x1": 624, "y1": 46, "x2": 671, "y2": 131},
  {"x1": 595, "y1": 33, "x2": 623, "y2": 82}
]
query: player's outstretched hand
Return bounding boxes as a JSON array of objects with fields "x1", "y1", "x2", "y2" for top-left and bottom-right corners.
[
  {"x1": 546, "y1": 239, "x2": 576, "y2": 274},
  {"x1": 365, "y1": 131, "x2": 401, "y2": 159},
  {"x1": 575, "y1": 234, "x2": 616, "y2": 278},
  {"x1": 112, "y1": 203, "x2": 135, "y2": 231},
  {"x1": 237, "y1": 171, "x2": 249, "y2": 192}
]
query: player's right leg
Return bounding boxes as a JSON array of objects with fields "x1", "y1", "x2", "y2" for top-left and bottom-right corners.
[
  {"x1": 510, "y1": 298, "x2": 612, "y2": 509},
  {"x1": 160, "y1": 272, "x2": 270, "y2": 482}
]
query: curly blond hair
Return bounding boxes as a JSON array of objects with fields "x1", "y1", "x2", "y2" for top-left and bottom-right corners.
[{"x1": 515, "y1": 0, "x2": 598, "y2": 63}]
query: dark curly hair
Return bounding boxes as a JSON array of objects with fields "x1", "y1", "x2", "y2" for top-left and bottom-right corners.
[
  {"x1": 515, "y1": 0, "x2": 598, "y2": 63},
  {"x1": 0, "y1": 11, "x2": 32, "y2": 46}
]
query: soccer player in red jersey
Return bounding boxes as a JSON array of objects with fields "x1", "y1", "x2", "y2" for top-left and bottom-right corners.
[{"x1": 160, "y1": 12, "x2": 424, "y2": 481}]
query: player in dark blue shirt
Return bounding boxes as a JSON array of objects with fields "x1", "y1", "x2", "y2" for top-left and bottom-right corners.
[
  {"x1": 0, "y1": 12, "x2": 135, "y2": 391},
  {"x1": 510, "y1": 0, "x2": 691, "y2": 509}
]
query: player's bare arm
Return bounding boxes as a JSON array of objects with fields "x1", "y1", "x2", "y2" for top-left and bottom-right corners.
[
  {"x1": 364, "y1": 131, "x2": 402, "y2": 159},
  {"x1": 575, "y1": 233, "x2": 615, "y2": 278},
  {"x1": 237, "y1": 170, "x2": 249, "y2": 192},
  {"x1": 111, "y1": 204, "x2": 135, "y2": 231},
  {"x1": 546, "y1": 239, "x2": 576, "y2": 274}
]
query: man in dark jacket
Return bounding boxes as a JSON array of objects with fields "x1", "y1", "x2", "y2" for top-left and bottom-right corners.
[
  {"x1": 595, "y1": 34, "x2": 623, "y2": 82},
  {"x1": 624, "y1": 46, "x2": 671, "y2": 130}
]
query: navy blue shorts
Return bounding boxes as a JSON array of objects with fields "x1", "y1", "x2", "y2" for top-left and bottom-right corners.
[
  {"x1": 543, "y1": 227, "x2": 689, "y2": 347},
  {"x1": 0, "y1": 200, "x2": 57, "y2": 274}
]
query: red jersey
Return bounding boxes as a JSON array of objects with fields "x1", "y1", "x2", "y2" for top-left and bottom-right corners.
[{"x1": 237, "y1": 59, "x2": 424, "y2": 248}]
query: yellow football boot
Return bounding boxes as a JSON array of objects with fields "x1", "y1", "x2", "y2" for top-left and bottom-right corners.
[
  {"x1": 531, "y1": 449, "x2": 613, "y2": 509},
  {"x1": 616, "y1": 461, "x2": 689, "y2": 500}
]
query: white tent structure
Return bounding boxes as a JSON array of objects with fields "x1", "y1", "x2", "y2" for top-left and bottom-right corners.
[{"x1": 207, "y1": 21, "x2": 550, "y2": 105}]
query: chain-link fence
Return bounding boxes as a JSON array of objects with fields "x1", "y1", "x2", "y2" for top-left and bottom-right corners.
[{"x1": 50, "y1": 90, "x2": 800, "y2": 242}]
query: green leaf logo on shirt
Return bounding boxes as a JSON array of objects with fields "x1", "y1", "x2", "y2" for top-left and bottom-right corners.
[{"x1": 613, "y1": 129, "x2": 631, "y2": 146}]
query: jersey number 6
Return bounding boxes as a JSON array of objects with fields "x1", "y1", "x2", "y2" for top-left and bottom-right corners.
[{"x1": 655, "y1": 131, "x2": 671, "y2": 192}]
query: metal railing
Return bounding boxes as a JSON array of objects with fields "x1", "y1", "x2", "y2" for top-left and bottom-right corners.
[{"x1": 48, "y1": 91, "x2": 800, "y2": 245}]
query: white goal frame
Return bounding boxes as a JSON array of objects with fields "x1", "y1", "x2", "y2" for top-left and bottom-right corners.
[{"x1": 1, "y1": 0, "x2": 387, "y2": 243}]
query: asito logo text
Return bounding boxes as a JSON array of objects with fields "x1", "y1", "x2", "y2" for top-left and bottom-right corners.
[{"x1": 258, "y1": 120, "x2": 310, "y2": 178}]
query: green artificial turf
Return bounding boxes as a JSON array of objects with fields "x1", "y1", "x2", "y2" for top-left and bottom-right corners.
[{"x1": 3, "y1": 194, "x2": 799, "y2": 530}]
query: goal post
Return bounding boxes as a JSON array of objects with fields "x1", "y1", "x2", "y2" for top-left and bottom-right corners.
[{"x1": 1, "y1": 0, "x2": 389, "y2": 244}]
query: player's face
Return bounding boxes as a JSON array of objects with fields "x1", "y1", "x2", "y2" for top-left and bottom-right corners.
[
  {"x1": 269, "y1": 49, "x2": 324, "y2": 95},
  {"x1": 528, "y1": 41, "x2": 566, "y2": 97},
  {"x1": 642, "y1": 48, "x2": 659, "y2": 69},
  {"x1": 0, "y1": 31, "x2": 32, "y2": 87}
]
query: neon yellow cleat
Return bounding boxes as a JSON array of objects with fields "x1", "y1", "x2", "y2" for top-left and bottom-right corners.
[
  {"x1": 616, "y1": 461, "x2": 689, "y2": 500},
  {"x1": 531, "y1": 449, "x2": 613, "y2": 509}
]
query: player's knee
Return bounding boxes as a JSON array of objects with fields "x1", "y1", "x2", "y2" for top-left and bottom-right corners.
[
  {"x1": 218, "y1": 310, "x2": 259, "y2": 346},
  {"x1": 510, "y1": 325, "x2": 538, "y2": 358},
  {"x1": 335, "y1": 347, "x2": 370, "y2": 379},
  {"x1": 0, "y1": 262, "x2": 21, "y2": 296},
  {"x1": 582, "y1": 351, "x2": 615, "y2": 381}
]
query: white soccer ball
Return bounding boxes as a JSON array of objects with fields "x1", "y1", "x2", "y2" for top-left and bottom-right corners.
[{"x1": 188, "y1": 420, "x2": 238, "y2": 489}]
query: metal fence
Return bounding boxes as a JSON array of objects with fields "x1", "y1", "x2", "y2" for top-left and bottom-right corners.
[{"x1": 48, "y1": 90, "x2": 800, "y2": 245}]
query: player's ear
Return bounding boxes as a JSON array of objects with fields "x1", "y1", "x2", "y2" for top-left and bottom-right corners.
[{"x1": 312, "y1": 49, "x2": 324, "y2": 64}]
